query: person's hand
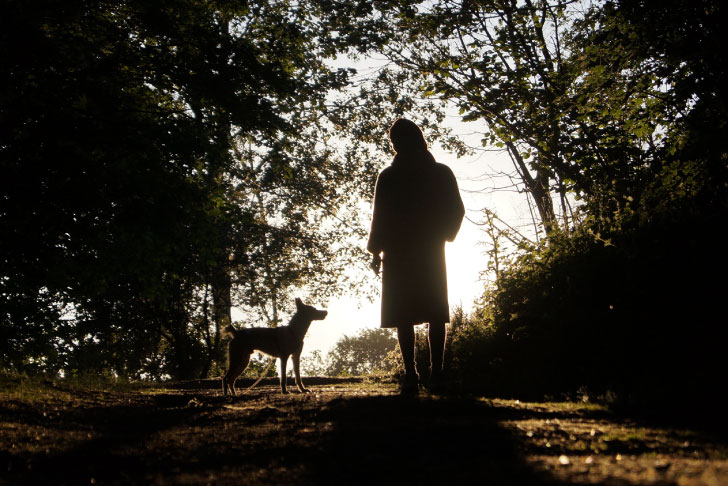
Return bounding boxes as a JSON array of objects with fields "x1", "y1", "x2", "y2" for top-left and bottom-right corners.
[{"x1": 370, "y1": 253, "x2": 382, "y2": 276}]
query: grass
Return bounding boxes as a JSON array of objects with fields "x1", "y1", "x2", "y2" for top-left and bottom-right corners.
[
  {"x1": 0, "y1": 371, "x2": 162, "y2": 402},
  {"x1": 484, "y1": 397, "x2": 610, "y2": 414},
  {"x1": 1, "y1": 373, "x2": 727, "y2": 485}
]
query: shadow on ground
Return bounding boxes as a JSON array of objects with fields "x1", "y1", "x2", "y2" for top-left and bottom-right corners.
[
  {"x1": 3, "y1": 379, "x2": 726, "y2": 485},
  {"x1": 306, "y1": 394, "x2": 547, "y2": 485},
  {"x1": 1, "y1": 382, "x2": 552, "y2": 485}
]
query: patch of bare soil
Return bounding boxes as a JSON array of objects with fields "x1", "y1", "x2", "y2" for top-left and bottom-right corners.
[{"x1": 1, "y1": 378, "x2": 726, "y2": 485}]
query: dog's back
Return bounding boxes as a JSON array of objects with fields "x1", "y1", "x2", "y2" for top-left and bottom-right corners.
[{"x1": 228, "y1": 326, "x2": 281, "y2": 358}]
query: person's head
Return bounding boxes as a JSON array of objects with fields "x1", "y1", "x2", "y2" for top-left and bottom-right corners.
[{"x1": 388, "y1": 118, "x2": 427, "y2": 154}]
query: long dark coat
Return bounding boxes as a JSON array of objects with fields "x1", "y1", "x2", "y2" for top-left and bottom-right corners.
[{"x1": 367, "y1": 151, "x2": 465, "y2": 328}]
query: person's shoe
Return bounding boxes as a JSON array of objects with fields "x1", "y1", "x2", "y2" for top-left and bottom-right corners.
[
  {"x1": 399, "y1": 372, "x2": 420, "y2": 395},
  {"x1": 426, "y1": 369, "x2": 447, "y2": 394}
]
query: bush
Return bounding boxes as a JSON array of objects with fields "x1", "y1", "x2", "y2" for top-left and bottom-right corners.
[{"x1": 446, "y1": 208, "x2": 728, "y2": 416}]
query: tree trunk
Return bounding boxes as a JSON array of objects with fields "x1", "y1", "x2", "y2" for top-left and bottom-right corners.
[
  {"x1": 204, "y1": 262, "x2": 231, "y2": 378},
  {"x1": 506, "y1": 142, "x2": 557, "y2": 235}
]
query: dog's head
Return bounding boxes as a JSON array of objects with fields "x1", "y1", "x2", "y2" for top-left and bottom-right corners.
[{"x1": 295, "y1": 297, "x2": 328, "y2": 321}]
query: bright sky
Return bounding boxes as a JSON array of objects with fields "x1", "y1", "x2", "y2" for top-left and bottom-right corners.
[
  {"x1": 229, "y1": 117, "x2": 539, "y2": 371},
  {"x1": 233, "y1": 54, "x2": 541, "y2": 361}
]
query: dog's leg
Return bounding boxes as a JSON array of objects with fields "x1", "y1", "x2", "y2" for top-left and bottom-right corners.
[
  {"x1": 292, "y1": 352, "x2": 308, "y2": 393},
  {"x1": 225, "y1": 353, "x2": 250, "y2": 396},
  {"x1": 279, "y1": 356, "x2": 290, "y2": 394}
]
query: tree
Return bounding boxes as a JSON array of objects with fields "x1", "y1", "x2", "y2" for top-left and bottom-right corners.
[
  {"x1": 565, "y1": 0, "x2": 728, "y2": 219},
  {"x1": 326, "y1": 0, "x2": 728, "y2": 237},
  {"x1": 300, "y1": 349, "x2": 328, "y2": 377},
  {"x1": 326, "y1": 328, "x2": 398, "y2": 376},
  {"x1": 0, "y1": 0, "x2": 375, "y2": 379},
  {"x1": 440, "y1": 0, "x2": 728, "y2": 408},
  {"x1": 2, "y1": 0, "x2": 224, "y2": 376},
  {"x1": 324, "y1": 0, "x2": 584, "y2": 235}
]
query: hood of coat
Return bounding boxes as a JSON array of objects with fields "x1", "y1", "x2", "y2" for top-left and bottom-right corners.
[{"x1": 391, "y1": 149, "x2": 436, "y2": 168}]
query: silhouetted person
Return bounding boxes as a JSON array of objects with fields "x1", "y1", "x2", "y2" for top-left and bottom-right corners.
[{"x1": 368, "y1": 119, "x2": 465, "y2": 393}]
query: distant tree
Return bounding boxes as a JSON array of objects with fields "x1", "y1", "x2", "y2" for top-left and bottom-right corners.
[
  {"x1": 326, "y1": 328, "x2": 397, "y2": 376},
  {"x1": 300, "y1": 350, "x2": 328, "y2": 377}
]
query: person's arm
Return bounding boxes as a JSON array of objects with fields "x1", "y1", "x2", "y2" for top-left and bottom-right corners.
[
  {"x1": 367, "y1": 174, "x2": 386, "y2": 275},
  {"x1": 369, "y1": 253, "x2": 382, "y2": 276}
]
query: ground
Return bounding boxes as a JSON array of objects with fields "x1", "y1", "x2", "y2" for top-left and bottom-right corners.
[{"x1": 1, "y1": 376, "x2": 726, "y2": 485}]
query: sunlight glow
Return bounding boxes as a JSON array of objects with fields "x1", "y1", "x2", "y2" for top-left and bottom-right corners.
[{"x1": 301, "y1": 130, "x2": 535, "y2": 358}]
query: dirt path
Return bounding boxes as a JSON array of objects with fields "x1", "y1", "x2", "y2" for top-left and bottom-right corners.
[{"x1": 1, "y1": 377, "x2": 726, "y2": 485}]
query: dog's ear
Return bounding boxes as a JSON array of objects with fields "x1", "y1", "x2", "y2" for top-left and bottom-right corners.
[{"x1": 295, "y1": 297, "x2": 303, "y2": 308}]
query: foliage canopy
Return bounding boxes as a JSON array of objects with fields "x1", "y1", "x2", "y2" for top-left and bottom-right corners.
[
  {"x1": 1, "y1": 0, "x2": 375, "y2": 379},
  {"x1": 2, "y1": 0, "x2": 726, "y2": 400}
]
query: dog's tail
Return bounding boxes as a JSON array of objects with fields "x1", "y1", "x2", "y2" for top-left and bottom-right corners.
[{"x1": 222, "y1": 325, "x2": 238, "y2": 338}]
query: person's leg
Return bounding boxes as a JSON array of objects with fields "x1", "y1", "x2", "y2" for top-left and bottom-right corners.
[
  {"x1": 397, "y1": 325, "x2": 416, "y2": 377},
  {"x1": 397, "y1": 325, "x2": 419, "y2": 393},
  {"x1": 428, "y1": 322, "x2": 447, "y2": 378}
]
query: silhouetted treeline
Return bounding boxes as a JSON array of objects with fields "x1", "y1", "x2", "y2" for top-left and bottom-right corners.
[
  {"x1": 0, "y1": 0, "x2": 370, "y2": 379},
  {"x1": 335, "y1": 0, "x2": 728, "y2": 415},
  {"x1": 437, "y1": 0, "x2": 728, "y2": 415},
  {"x1": 2, "y1": 0, "x2": 727, "y2": 398}
]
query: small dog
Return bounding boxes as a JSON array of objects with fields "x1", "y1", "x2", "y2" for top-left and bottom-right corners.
[{"x1": 222, "y1": 298, "x2": 328, "y2": 395}]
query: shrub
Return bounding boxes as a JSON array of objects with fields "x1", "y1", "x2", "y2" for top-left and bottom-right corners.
[{"x1": 447, "y1": 207, "x2": 728, "y2": 416}]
